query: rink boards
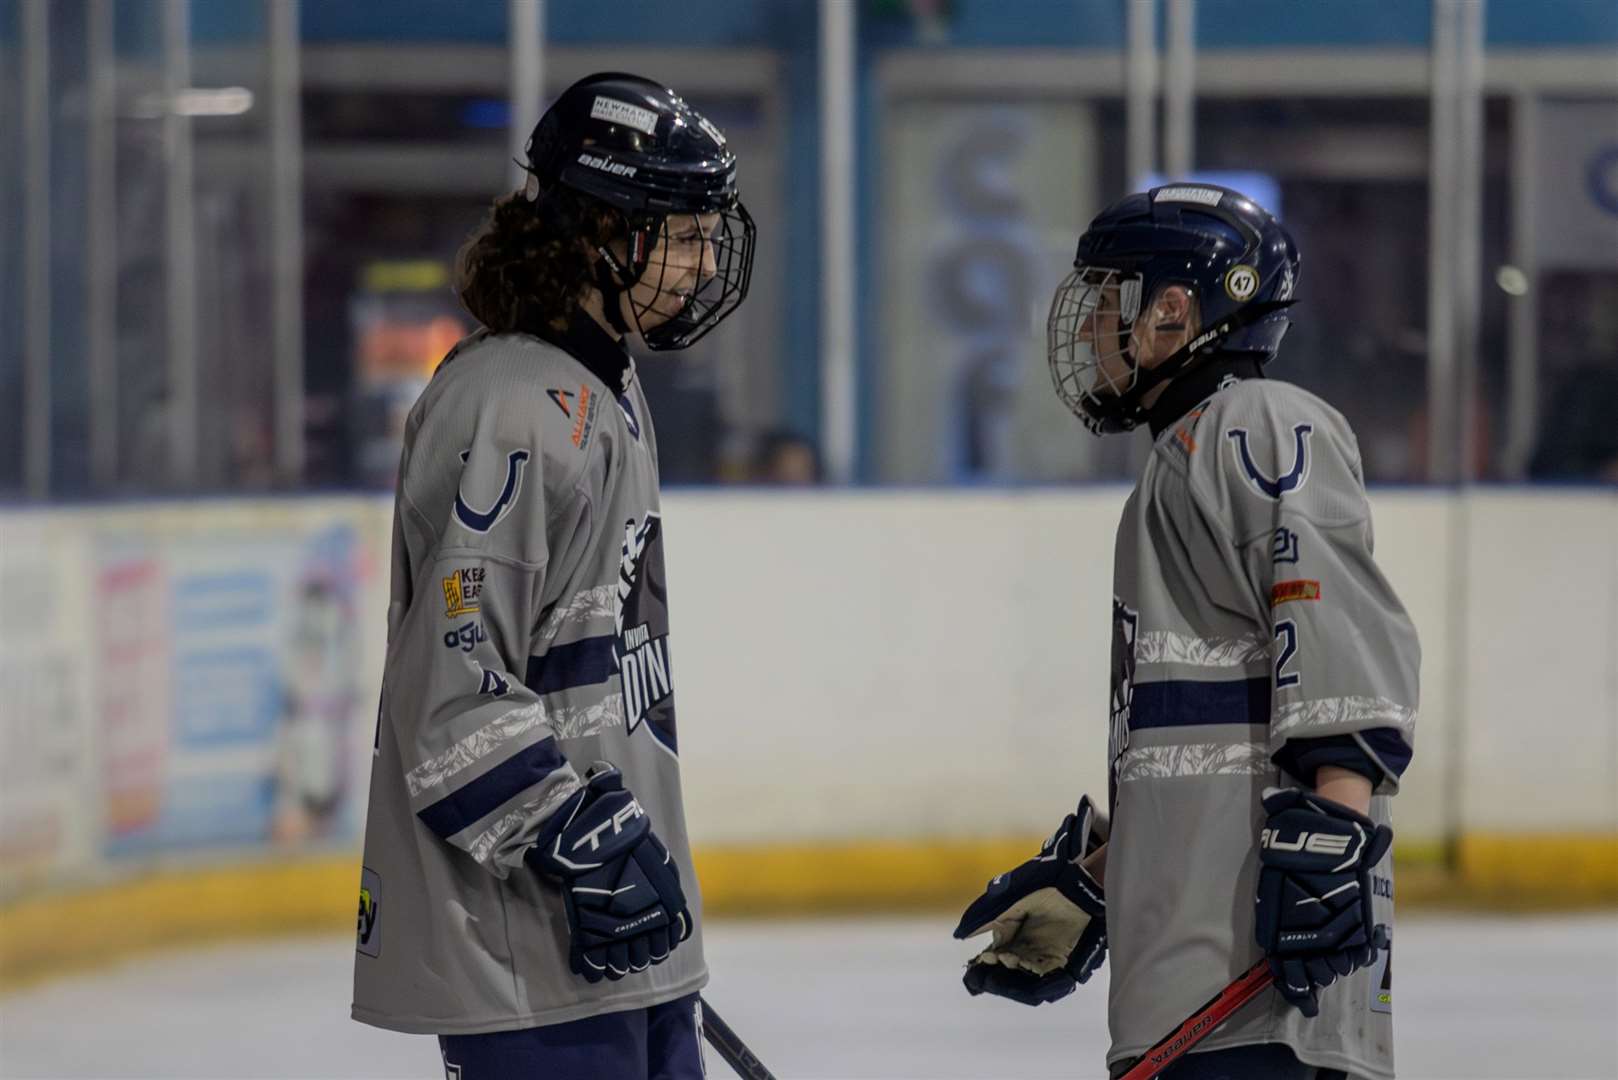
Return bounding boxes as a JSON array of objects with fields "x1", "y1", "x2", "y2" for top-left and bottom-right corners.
[{"x1": 1, "y1": 489, "x2": 1614, "y2": 983}]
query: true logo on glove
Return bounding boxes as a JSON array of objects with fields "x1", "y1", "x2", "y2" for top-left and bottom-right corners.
[
  {"x1": 572, "y1": 797, "x2": 645, "y2": 853},
  {"x1": 1259, "y1": 828, "x2": 1352, "y2": 856}
]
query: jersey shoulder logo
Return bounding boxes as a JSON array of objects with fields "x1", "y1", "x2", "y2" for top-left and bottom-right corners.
[
  {"x1": 452, "y1": 448, "x2": 530, "y2": 532},
  {"x1": 547, "y1": 388, "x2": 574, "y2": 417},
  {"x1": 1225, "y1": 422, "x2": 1314, "y2": 499}
]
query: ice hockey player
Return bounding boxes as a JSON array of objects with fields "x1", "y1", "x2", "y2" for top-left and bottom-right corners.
[
  {"x1": 351, "y1": 72, "x2": 754, "y2": 1079},
  {"x1": 955, "y1": 185, "x2": 1418, "y2": 1080}
]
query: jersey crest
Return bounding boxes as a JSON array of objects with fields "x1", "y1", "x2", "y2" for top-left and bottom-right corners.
[
  {"x1": 614, "y1": 513, "x2": 676, "y2": 754},
  {"x1": 452, "y1": 448, "x2": 530, "y2": 533},
  {"x1": 1226, "y1": 423, "x2": 1314, "y2": 499}
]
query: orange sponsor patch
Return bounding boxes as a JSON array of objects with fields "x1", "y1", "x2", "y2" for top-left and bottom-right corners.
[
  {"x1": 570, "y1": 384, "x2": 595, "y2": 448},
  {"x1": 1173, "y1": 406, "x2": 1208, "y2": 454},
  {"x1": 1271, "y1": 579, "x2": 1322, "y2": 606}
]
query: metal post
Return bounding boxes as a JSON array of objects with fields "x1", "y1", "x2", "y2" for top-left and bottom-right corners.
[
  {"x1": 1425, "y1": 0, "x2": 1458, "y2": 484},
  {"x1": 22, "y1": 0, "x2": 51, "y2": 498},
  {"x1": 1504, "y1": 90, "x2": 1540, "y2": 479},
  {"x1": 1125, "y1": 0, "x2": 1159, "y2": 472},
  {"x1": 1453, "y1": 0, "x2": 1484, "y2": 483},
  {"x1": 508, "y1": 0, "x2": 545, "y2": 191},
  {"x1": 820, "y1": 0, "x2": 856, "y2": 484},
  {"x1": 1125, "y1": 0, "x2": 1158, "y2": 191},
  {"x1": 1163, "y1": 0, "x2": 1195, "y2": 180},
  {"x1": 88, "y1": 0, "x2": 118, "y2": 491},
  {"x1": 164, "y1": 0, "x2": 198, "y2": 488},
  {"x1": 1430, "y1": 0, "x2": 1487, "y2": 878},
  {"x1": 269, "y1": 0, "x2": 305, "y2": 487}
]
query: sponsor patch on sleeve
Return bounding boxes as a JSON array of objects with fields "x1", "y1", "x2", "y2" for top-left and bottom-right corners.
[
  {"x1": 441, "y1": 568, "x2": 485, "y2": 619},
  {"x1": 443, "y1": 620, "x2": 488, "y2": 653},
  {"x1": 1270, "y1": 579, "x2": 1322, "y2": 606}
]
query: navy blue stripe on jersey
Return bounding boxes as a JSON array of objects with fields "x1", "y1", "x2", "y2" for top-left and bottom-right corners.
[
  {"x1": 417, "y1": 737, "x2": 567, "y2": 840},
  {"x1": 525, "y1": 635, "x2": 618, "y2": 696},
  {"x1": 1129, "y1": 677, "x2": 1271, "y2": 731}
]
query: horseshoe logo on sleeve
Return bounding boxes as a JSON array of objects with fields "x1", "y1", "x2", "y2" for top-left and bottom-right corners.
[{"x1": 452, "y1": 449, "x2": 531, "y2": 533}]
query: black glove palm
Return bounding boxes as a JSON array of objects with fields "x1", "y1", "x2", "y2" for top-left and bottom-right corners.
[
  {"x1": 953, "y1": 796, "x2": 1108, "y2": 1006},
  {"x1": 528, "y1": 765, "x2": 691, "y2": 984},
  {"x1": 1255, "y1": 788, "x2": 1393, "y2": 1017}
]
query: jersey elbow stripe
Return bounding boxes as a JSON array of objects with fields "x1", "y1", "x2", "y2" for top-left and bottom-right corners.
[
  {"x1": 1129, "y1": 677, "x2": 1271, "y2": 731},
  {"x1": 1271, "y1": 696, "x2": 1418, "y2": 742},
  {"x1": 525, "y1": 634, "x2": 618, "y2": 696},
  {"x1": 416, "y1": 737, "x2": 567, "y2": 841}
]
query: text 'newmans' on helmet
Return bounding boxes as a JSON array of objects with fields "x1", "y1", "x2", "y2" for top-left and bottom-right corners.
[
  {"x1": 522, "y1": 72, "x2": 756, "y2": 350},
  {"x1": 1048, "y1": 183, "x2": 1301, "y2": 434}
]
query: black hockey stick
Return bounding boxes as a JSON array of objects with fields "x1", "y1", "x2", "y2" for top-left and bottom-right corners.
[
  {"x1": 700, "y1": 997, "x2": 777, "y2": 1080},
  {"x1": 1114, "y1": 960, "x2": 1274, "y2": 1080}
]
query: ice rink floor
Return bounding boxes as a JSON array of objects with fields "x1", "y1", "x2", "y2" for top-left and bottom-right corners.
[{"x1": 2, "y1": 913, "x2": 1614, "y2": 1080}]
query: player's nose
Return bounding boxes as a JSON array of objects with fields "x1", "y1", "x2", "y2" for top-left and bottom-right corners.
[{"x1": 697, "y1": 236, "x2": 718, "y2": 281}]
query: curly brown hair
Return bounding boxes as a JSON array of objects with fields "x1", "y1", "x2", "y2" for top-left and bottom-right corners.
[{"x1": 453, "y1": 189, "x2": 625, "y2": 335}]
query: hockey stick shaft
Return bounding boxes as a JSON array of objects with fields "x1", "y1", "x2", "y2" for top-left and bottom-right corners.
[
  {"x1": 699, "y1": 997, "x2": 777, "y2": 1080},
  {"x1": 1114, "y1": 960, "x2": 1274, "y2": 1080}
]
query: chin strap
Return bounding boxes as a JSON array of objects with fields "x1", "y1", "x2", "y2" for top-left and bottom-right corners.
[
  {"x1": 591, "y1": 219, "x2": 659, "y2": 339},
  {"x1": 1103, "y1": 298, "x2": 1296, "y2": 430},
  {"x1": 590, "y1": 256, "x2": 633, "y2": 337}
]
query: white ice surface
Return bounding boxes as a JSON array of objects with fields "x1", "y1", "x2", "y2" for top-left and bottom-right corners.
[{"x1": 1, "y1": 914, "x2": 1614, "y2": 1079}]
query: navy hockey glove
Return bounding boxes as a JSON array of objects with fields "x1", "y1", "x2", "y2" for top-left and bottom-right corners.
[
  {"x1": 1254, "y1": 788, "x2": 1393, "y2": 1018},
  {"x1": 954, "y1": 796, "x2": 1108, "y2": 1006},
  {"x1": 527, "y1": 764, "x2": 691, "y2": 984}
]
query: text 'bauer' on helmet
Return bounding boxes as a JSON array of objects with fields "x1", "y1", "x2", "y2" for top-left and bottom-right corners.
[{"x1": 1048, "y1": 183, "x2": 1300, "y2": 434}]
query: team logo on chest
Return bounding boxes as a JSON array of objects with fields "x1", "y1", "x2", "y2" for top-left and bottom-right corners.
[
  {"x1": 1226, "y1": 423, "x2": 1314, "y2": 499},
  {"x1": 615, "y1": 513, "x2": 677, "y2": 753}
]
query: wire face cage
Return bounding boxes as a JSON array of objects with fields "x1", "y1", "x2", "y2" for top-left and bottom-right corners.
[
  {"x1": 632, "y1": 202, "x2": 756, "y2": 351},
  {"x1": 1047, "y1": 266, "x2": 1145, "y2": 433}
]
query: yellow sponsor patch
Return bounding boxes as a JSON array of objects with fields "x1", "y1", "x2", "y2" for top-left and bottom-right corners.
[
  {"x1": 1270, "y1": 579, "x2": 1321, "y2": 606},
  {"x1": 441, "y1": 567, "x2": 485, "y2": 618}
]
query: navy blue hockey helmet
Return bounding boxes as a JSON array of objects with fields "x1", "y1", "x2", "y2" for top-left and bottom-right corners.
[
  {"x1": 522, "y1": 72, "x2": 755, "y2": 350},
  {"x1": 1047, "y1": 184, "x2": 1300, "y2": 434}
]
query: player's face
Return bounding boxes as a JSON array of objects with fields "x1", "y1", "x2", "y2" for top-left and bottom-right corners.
[
  {"x1": 627, "y1": 213, "x2": 721, "y2": 330},
  {"x1": 1075, "y1": 283, "x2": 1136, "y2": 397}
]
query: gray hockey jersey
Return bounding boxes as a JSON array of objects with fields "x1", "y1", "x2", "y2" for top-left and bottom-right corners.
[
  {"x1": 1104, "y1": 376, "x2": 1419, "y2": 1079},
  {"x1": 352, "y1": 327, "x2": 705, "y2": 1035}
]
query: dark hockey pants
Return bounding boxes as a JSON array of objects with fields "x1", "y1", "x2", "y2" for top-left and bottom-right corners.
[
  {"x1": 437, "y1": 992, "x2": 704, "y2": 1080},
  {"x1": 1158, "y1": 1049, "x2": 1346, "y2": 1080},
  {"x1": 1114, "y1": 1042, "x2": 1349, "y2": 1079}
]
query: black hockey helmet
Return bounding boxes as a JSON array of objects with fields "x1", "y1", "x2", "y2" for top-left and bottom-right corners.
[
  {"x1": 1047, "y1": 184, "x2": 1300, "y2": 434},
  {"x1": 522, "y1": 72, "x2": 755, "y2": 350}
]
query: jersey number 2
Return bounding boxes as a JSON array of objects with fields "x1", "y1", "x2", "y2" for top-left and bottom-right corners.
[{"x1": 1274, "y1": 620, "x2": 1301, "y2": 689}]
